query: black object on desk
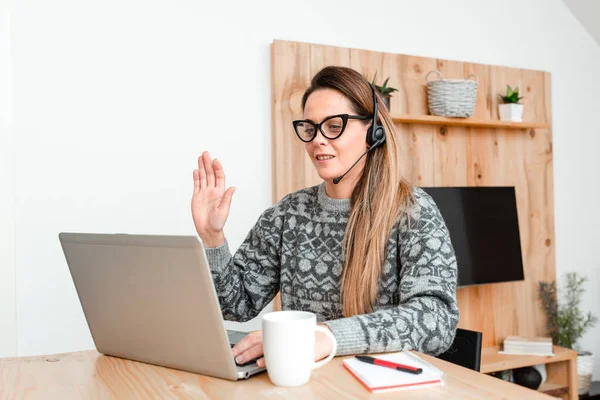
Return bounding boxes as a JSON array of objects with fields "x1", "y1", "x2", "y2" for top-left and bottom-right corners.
[
  {"x1": 580, "y1": 381, "x2": 600, "y2": 399},
  {"x1": 437, "y1": 328, "x2": 483, "y2": 372}
]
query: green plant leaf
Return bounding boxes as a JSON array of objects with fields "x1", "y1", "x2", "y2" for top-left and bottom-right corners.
[
  {"x1": 539, "y1": 272, "x2": 598, "y2": 349},
  {"x1": 367, "y1": 72, "x2": 397, "y2": 97}
]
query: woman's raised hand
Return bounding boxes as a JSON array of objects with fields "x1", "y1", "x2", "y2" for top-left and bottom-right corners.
[{"x1": 191, "y1": 151, "x2": 235, "y2": 247}]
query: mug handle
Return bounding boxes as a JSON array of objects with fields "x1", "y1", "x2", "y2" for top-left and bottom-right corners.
[{"x1": 312, "y1": 326, "x2": 337, "y2": 370}]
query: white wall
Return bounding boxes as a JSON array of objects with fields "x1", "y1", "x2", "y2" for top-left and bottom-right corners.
[
  {"x1": 0, "y1": 0, "x2": 16, "y2": 357},
  {"x1": 5, "y1": 0, "x2": 600, "y2": 379}
]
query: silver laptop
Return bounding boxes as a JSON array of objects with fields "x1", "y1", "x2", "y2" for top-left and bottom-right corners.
[{"x1": 58, "y1": 232, "x2": 265, "y2": 380}]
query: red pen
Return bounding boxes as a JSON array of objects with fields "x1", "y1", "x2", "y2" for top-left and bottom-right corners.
[{"x1": 355, "y1": 355, "x2": 423, "y2": 374}]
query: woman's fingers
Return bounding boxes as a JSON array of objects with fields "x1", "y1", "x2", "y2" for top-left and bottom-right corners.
[
  {"x1": 232, "y1": 331, "x2": 261, "y2": 357},
  {"x1": 197, "y1": 154, "x2": 207, "y2": 189},
  {"x1": 203, "y1": 151, "x2": 215, "y2": 187},
  {"x1": 235, "y1": 342, "x2": 264, "y2": 365},
  {"x1": 218, "y1": 187, "x2": 236, "y2": 212},
  {"x1": 257, "y1": 357, "x2": 265, "y2": 368},
  {"x1": 193, "y1": 169, "x2": 200, "y2": 193},
  {"x1": 213, "y1": 158, "x2": 225, "y2": 190},
  {"x1": 232, "y1": 331, "x2": 263, "y2": 364}
]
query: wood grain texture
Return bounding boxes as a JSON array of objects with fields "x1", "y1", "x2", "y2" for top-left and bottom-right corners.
[
  {"x1": 0, "y1": 350, "x2": 555, "y2": 400},
  {"x1": 271, "y1": 40, "x2": 555, "y2": 349},
  {"x1": 271, "y1": 41, "x2": 312, "y2": 204}
]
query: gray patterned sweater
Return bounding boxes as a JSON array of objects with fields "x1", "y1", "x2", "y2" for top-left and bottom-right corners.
[{"x1": 205, "y1": 183, "x2": 459, "y2": 356}]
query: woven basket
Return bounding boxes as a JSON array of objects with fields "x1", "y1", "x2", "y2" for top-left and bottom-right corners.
[
  {"x1": 426, "y1": 70, "x2": 479, "y2": 118},
  {"x1": 577, "y1": 352, "x2": 595, "y2": 395}
]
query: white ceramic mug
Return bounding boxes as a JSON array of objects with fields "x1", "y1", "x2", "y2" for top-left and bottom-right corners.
[{"x1": 262, "y1": 311, "x2": 337, "y2": 387}]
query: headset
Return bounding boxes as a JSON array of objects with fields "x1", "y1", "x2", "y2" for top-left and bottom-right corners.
[
  {"x1": 333, "y1": 84, "x2": 386, "y2": 184},
  {"x1": 366, "y1": 84, "x2": 386, "y2": 147}
]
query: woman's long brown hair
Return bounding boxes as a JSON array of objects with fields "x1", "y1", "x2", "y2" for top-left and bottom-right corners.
[{"x1": 301, "y1": 66, "x2": 414, "y2": 317}]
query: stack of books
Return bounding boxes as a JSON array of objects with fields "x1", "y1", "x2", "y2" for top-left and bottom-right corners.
[{"x1": 500, "y1": 336, "x2": 554, "y2": 356}]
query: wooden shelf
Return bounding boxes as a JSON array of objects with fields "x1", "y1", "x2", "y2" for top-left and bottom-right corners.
[
  {"x1": 481, "y1": 345, "x2": 577, "y2": 374},
  {"x1": 539, "y1": 381, "x2": 569, "y2": 396},
  {"x1": 481, "y1": 346, "x2": 578, "y2": 400},
  {"x1": 391, "y1": 114, "x2": 550, "y2": 130}
]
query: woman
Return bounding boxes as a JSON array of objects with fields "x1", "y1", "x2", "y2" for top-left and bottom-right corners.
[{"x1": 191, "y1": 66, "x2": 459, "y2": 368}]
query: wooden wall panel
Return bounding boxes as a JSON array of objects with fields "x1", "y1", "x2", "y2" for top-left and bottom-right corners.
[
  {"x1": 394, "y1": 55, "x2": 437, "y2": 185},
  {"x1": 271, "y1": 40, "x2": 554, "y2": 347},
  {"x1": 270, "y1": 41, "x2": 312, "y2": 203}
]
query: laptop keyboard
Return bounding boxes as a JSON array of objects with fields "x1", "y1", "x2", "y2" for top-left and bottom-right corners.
[{"x1": 230, "y1": 343, "x2": 259, "y2": 367}]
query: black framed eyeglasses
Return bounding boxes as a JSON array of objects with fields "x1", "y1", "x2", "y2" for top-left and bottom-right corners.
[{"x1": 292, "y1": 114, "x2": 370, "y2": 143}]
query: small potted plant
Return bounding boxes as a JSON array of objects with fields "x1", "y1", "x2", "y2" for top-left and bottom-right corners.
[
  {"x1": 539, "y1": 272, "x2": 598, "y2": 395},
  {"x1": 498, "y1": 85, "x2": 524, "y2": 122},
  {"x1": 370, "y1": 72, "x2": 398, "y2": 111}
]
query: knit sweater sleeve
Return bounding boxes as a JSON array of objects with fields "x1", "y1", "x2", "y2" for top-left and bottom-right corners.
[
  {"x1": 203, "y1": 199, "x2": 286, "y2": 323},
  {"x1": 323, "y1": 190, "x2": 460, "y2": 356}
]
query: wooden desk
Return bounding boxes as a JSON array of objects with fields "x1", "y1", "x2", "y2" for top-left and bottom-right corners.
[{"x1": 0, "y1": 350, "x2": 554, "y2": 399}]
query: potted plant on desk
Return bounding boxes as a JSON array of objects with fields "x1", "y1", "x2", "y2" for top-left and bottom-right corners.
[
  {"x1": 498, "y1": 85, "x2": 524, "y2": 122},
  {"x1": 539, "y1": 272, "x2": 598, "y2": 395}
]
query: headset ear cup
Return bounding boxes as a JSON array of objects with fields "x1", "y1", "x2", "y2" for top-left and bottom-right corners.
[
  {"x1": 366, "y1": 125, "x2": 374, "y2": 146},
  {"x1": 375, "y1": 127, "x2": 386, "y2": 143},
  {"x1": 367, "y1": 127, "x2": 385, "y2": 147}
]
